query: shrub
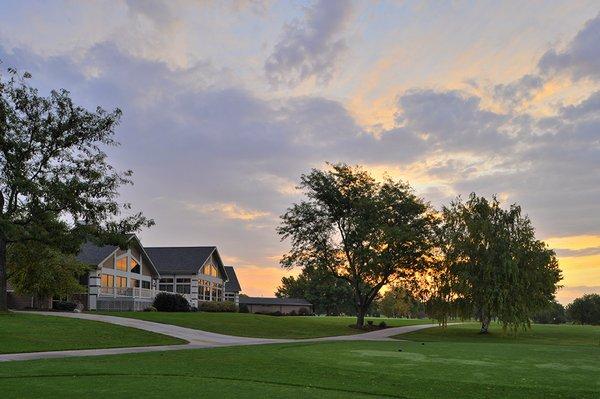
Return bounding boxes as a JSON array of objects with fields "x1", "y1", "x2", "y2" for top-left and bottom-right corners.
[
  {"x1": 367, "y1": 320, "x2": 374, "y2": 326},
  {"x1": 378, "y1": 321, "x2": 387, "y2": 329},
  {"x1": 153, "y1": 292, "x2": 190, "y2": 312},
  {"x1": 298, "y1": 307, "x2": 309, "y2": 316},
  {"x1": 239, "y1": 303, "x2": 249, "y2": 313},
  {"x1": 52, "y1": 300, "x2": 77, "y2": 311},
  {"x1": 198, "y1": 301, "x2": 237, "y2": 312},
  {"x1": 143, "y1": 306, "x2": 157, "y2": 312},
  {"x1": 190, "y1": 306, "x2": 199, "y2": 312},
  {"x1": 288, "y1": 309, "x2": 297, "y2": 316}
]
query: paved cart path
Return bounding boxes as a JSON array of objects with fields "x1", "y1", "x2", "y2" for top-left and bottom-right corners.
[{"x1": 0, "y1": 311, "x2": 438, "y2": 362}]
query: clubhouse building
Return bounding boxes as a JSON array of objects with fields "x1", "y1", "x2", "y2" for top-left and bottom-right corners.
[{"x1": 72, "y1": 234, "x2": 242, "y2": 311}]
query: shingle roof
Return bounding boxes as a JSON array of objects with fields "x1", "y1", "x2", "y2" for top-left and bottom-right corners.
[
  {"x1": 145, "y1": 246, "x2": 217, "y2": 275},
  {"x1": 239, "y1": 297, "x2": 312, "y2": 306},
  {"x1": 224, "y1": 266, "x2": 241, "y2": 293},
  {"x1": 77, "y1": 241, "x2": 118, "y2": 265}
]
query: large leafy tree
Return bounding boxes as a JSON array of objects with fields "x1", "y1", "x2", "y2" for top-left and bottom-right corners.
[
  {"x1": 0, "y1": 67, "x2": 153, "y2": 311},
  {"x1": 567, "y1": 294, "x2": 600, "y2": 325},
  {"x1": 430, "y1": 194, "x2": 562, "y2": 333},
  {"x1": 278, "y1": 164, "x2": 436, "y2": 327},
  {"x1": 379, "y1": 285, "x2": 424, "y2": 318},
  {"x1": 7, "y1": 241, "x2": 89, "y2": 306},
  {"x1": 275, "y1": 266, "x2": 355, "y2": 315}
]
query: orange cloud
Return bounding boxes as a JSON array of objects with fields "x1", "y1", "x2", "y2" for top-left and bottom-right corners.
[{"x1": 186, "y1": 202, "x2": 270, "y2": 221}]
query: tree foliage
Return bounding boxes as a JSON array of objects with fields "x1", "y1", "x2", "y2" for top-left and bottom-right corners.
[
  {"x1": 379, "y1": 285, "x2": 424, "y2": 318},
  {"x1": 275, "y1": 266, "x2": 355, "y2": 315},
  {"x1": 531, "y1": 300, "x2": 567, "y2": 324},
  {"x1": 278, "y1": 163, "x2": 436, "y2": 327},
  {"x1": 566, "y1": 294, "x2": 600, "y2": 325},
  {"x1": 7, "y1": 241, "x2": 89, "y2": 301},
  {"x1": 0, "y1": 67, "x2": 153, "y2": 310},
  {"x1": 428, "y1": 194, "x2": 562, "y2": 333}
]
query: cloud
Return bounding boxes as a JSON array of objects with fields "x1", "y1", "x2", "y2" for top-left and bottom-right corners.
[
  {"x1": 555, "y1": 247, "x2": 600, "y2": 257},
  {"x1": 265, "y1": 0, "x2": 353, "y2": 87},
  {"x1": 187, "y1": 202, "x2": 271, "y2": 221},
  {"x1": 493, "y1": 74, "x2": 544, "y2": 108},
  {"x1": 539, "y1": 13, "x2": 600, "y2": 81}
]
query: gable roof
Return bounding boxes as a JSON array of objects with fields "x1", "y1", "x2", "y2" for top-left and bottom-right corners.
[
  {"x1": 224, "y1": 266, "x2": 241, "y2": 293},
  {"x1": 76, "y1": 235, "x2": 161, "y2": 277},
  {"x1": 145, "y1": 246, "x2": 227, "y2": 279},
  {"x1": 77, "y1": 241, "x2": 118, "y2": 265},
  {"x1": 239, "y1": 297, "x2": 312, "y2": 306}
]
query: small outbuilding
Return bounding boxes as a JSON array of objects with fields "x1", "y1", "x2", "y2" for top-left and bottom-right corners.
[{"x1": 239, "y1": 297, "x2": 313, "y2": 315}]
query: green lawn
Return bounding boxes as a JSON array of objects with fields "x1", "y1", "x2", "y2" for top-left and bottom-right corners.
[
  {"x1": 397, "y1": 322, "x2": 600, "y2": 346},
  {"x1": 98, "y1": 312, "x2": 434, "y2": 338},
  {"x1": 1, "y1": 324, "x2": 599, "y2": 398},
  {"x1": 0, "y1": 312, "x2": 185, "y2": 354}
]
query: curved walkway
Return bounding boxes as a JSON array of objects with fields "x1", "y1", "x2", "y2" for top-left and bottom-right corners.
[{"x1": 0, "y1": 311, "x2": 438, "y2": 362}]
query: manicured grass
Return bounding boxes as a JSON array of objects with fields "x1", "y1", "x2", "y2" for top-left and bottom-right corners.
[
  {"x1": 396, "y1": 322, "x2": 600, "y2": 346},
  {"x1": 0, "y1": 312, "x2": 185, "y2": 354},
  {"x1": 98, "y1": 312, "x2": 434, "y2": 338},
  {"x1": 1, "y1": 332, "x2": 598, "y2": 398}
]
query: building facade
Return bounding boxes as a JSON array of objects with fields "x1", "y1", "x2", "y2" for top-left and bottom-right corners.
[{"x1": 68, "y1": 235, "x2": 241, "y2": 311}]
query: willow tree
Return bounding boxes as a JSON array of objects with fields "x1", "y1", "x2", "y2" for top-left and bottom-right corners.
[
  {"x1": 430, "y1": 194, "x2": 562, "y2": 333},
  {"x1": 278, "y1": 164, "x2": 436, "y2": 327},
  {"x1": 0, "y1": 67, "x2": 153, "y2": 311}
]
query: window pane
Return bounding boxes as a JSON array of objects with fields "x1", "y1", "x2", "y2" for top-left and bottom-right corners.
[
  {"x1": 160, "y1": 278, "x2": 173, "y2": 283},
  {"x1": 116, "y1": 276, "x2": 127, "y2": 287},
  {"x1": 159, "y1": 284, "x2": 174, "y2": 292},
  {"x1": 130, "y1": 259, "x2": 140, "y2": 273},
  {"x1": 142, "y1": 280, "x2": 151, "y2": 289},
  {"x1": 176, "y1": 285, "x2": 190, "y2": 294},
  {"x1": 116, "y1": 258, "x2": 127, "y2": 271}
]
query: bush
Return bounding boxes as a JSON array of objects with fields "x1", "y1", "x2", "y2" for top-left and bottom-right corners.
[
  {"x1": 198, "y1": 301, "x2": 237, "y2": 312},
  {"x1": 143, "y1": 306, "x2": 157, "y2": 312},
  {"x1": 378, "y1": 321, "x2": 387, "y2": 329},
  {"x1": 53, "y1": 300, "x2": 77, "y2": 311},
  {"x1": 239, "y1": 303, "x2": 249, "y2": 313},
  {"x1": 153, "y1": 292, "x2": 190, "y2": 312},
  {"x1": 367, "y1": 320, "x2": 374, "y2": 326},
  {"x1": 190, "y1": 306, "x2": 199, "y2": 312},
  {"x1": 288, "y1": 309, "x2": 297, "y2": 316},
  {"x1": 298, "y1": 307, "x2": 309, "y2": 316}
]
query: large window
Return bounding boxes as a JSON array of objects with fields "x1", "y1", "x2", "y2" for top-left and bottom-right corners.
[
  {"x1": 176, "y1": 278, "x2": 191, "y2": 294},
  {"x1": 198, "y1": 280, "x2": 211, "y2": 301},
  {"x1": 142, "y1": 280, "x2": 151, "y2": 289},
  {"x1": 130, "y1": 258, "x2": 140, "y2": 273},
  {"x1": 202, "y1": 263, "x2": 219, "y2": 277},
  {"x1": 116, "y1": 257, "x2": 127, "y2": 271},
  {"x1": 116, "y1": 276, "x2": 127, "y2": 288},
  {"x1": 159, "y1": 278, "x2": 174, "y2": 292},
  {"x1": 101, "y1": 274, "x2": 114, "y2": 287}
]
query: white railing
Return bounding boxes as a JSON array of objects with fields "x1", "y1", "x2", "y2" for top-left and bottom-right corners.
[{"x1": 99, "y1": 287, "x2": 154, "y2": 299}]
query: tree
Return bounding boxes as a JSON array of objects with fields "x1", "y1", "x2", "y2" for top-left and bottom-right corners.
[
  {"x1": 429, "y1": 194, "x2": 562, "y2": 333},
  {"x1": 0, "y1": 67, "x2": 153, "y2": 311},
  {"x1": 278, "y1": 164, "x2": 436, "y2": 327},
  {"x1": 531, "y1": 300, "x2": 567, "y2": 324},
  {"x1": 7, "y1": 241, "x2": 89, "y2": 306},
  {"x1": 379, "y1": 285, "x2": 418, "y2": 318},
  {"x1": 567, "y1": 294, "x2": 600, "y2": 325},
  {"x1": 276, "y1": 266, "x2": 355, "y2": 315}
]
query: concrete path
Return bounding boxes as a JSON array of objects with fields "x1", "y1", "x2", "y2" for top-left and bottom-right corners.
[{"x1": 0, "y1": 311, "x2": 438, "y2": 362}]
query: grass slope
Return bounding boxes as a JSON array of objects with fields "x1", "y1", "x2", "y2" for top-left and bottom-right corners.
[
  {"x1": 98, "y1": 312, "x2": 433, "y2": 339},
  {"x1": 1, "y1": 325, "x2": 599, "y2": 398},
  {"x1": 397, "y1": 322, "x2": 600, "y2": 346},
  {"x1": 0, "y1": 312, "x2": 185, "y2": 354}
]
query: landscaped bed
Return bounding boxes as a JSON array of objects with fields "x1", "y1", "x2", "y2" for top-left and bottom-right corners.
[
  {"x1": 97, "y1": 311, "x2": 434, "y2": 339},
  {"x1": 0, "y1": 312, "x2": 185, "y2": 354},
  {"x1": 1, "y1": 323, "x2": 598, "y2": 398}
]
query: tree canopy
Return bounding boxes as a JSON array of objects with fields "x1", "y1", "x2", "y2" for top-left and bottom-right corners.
[
  {"x1": 276, "y1": 266, "x2": 355, "y2": 315},
  {"x1": 428, "y1": 194, "x2": 562, "y2": 333},
  {"x1": 0, "y1": 67, "x2": 152, "y2": 310},
  {"x1": 278, "y1": 163, "x2": 436, "y2": 327},
  {"x1": 567, "y1": 294, "x2": 600, "y2": 325}
]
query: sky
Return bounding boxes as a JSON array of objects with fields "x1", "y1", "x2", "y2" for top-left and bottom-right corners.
[{"x1": 0, "y1": 0, "x2": 598, "y2": 304}]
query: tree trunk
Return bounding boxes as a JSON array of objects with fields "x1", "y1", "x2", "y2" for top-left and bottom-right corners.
[
  {"x1": 356, "y1": 306, "x2": 366, "y2": 328},
  {"x1": 480, "y1": 313, "x2": 491, "y2": 334},
  {"x1": 0, "y1": 238, "x2": 7, "y2": 312}
]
